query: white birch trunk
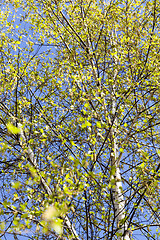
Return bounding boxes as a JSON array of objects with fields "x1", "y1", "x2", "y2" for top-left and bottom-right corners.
[
  {"x1": 110, "y1": 30, "x2": 130, "y2": 240},
  {"x1": 18, "y1": 123, "x2": 80, "y2": 240}
]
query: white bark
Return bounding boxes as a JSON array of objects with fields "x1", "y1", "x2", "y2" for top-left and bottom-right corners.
[
  {"x1": 110, "y1": 94, "x2": 130, "y2": 240},
  {"x1": 109, "y1": 30, "x2": 130, "y2": 240},
  {"x1": 18, "y1": 123, "x2": 80, "y2": 240}
]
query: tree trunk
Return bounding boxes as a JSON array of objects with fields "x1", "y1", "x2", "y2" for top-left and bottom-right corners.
[
  {"x1": 110, "y1": 30, "x2": 130, "y2": 240},
  {"x1": 18, "y1": 123, "x2": 80, "y2": 240}
]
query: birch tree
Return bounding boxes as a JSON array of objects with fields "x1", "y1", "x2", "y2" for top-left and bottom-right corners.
[{"x1": 0, "y1": 0, "x2": 160, "y2": 239}]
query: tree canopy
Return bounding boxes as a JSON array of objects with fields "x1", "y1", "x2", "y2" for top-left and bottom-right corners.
[{"x1": 0, "y1": 0, "x2": 160, "y2": 239}]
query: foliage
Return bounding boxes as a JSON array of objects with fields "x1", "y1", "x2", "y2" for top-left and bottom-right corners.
[{"x1": 0, "y1": 0, "x2": 160, "y2": 239}]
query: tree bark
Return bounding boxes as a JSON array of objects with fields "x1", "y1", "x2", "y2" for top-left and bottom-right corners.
[
  {"x1": 18, "y1": 123, "x2": 80, "y2": 240},
  {"x1": 109, "y1": 30, "x2": 130, "y2": 240}
]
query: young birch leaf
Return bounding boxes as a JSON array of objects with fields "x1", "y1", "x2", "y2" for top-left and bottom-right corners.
[{"x1": 7, "y1": 123, "x2": 21, "y2": 134}]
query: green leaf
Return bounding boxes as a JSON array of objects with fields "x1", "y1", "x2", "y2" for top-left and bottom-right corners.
[
  {"x1": 157, "y1": 149, "x2": 160, "y2": 157},
  {"x1": 12, "y1": 181, "x2": 21, "y2": 189},
  {"x1": 7, "y1": 123, "x2": 21, "y2": 134},
  {"x1": 81, "y1": 120, "x2": 92, "y2": 128},
  {"x1": 51, "y1": 219, "x2": 63, "y2": 235},
  {"x1": 96, "y1": 121, "x2": 101, "y2": 128},
  {"x1": 139, "y1": 162, "x2": 145, "y2": 169},
  {"x1": 119, "y1": 148, "x2": 124, "y2": 153}
]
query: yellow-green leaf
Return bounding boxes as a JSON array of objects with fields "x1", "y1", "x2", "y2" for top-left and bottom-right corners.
[{"x1": 7, "y1": 123, "x2": 21, "y2": 134}]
